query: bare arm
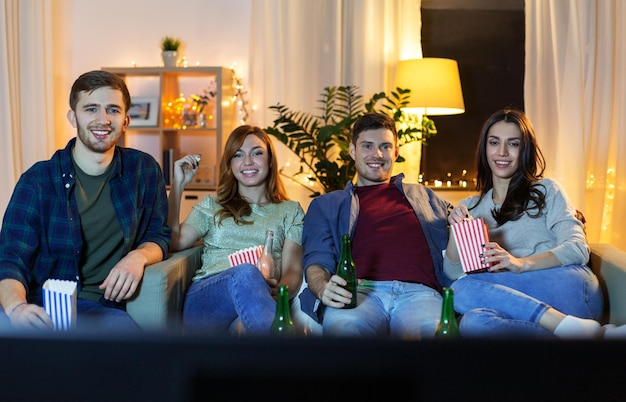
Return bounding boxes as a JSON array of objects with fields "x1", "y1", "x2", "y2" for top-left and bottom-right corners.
[
  {"x1": 168, "y1": 154, "x2": 201, "y2": 251},
  {"x1": 99, "y1": 241, "x2": 164, "y2": 302},
  {"x1": 277, "y1": 239, "x2": 304, "y2": 299}
]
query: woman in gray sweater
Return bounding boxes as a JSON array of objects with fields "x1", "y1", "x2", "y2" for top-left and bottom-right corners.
[{"x1": 443, "y1": 108, "x2": 604, "y2": 339}]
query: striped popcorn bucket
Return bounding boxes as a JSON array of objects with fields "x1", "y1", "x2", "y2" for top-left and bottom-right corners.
[
  {"x1": 42, "y1": 279, "x2": 77, "y2": 330},
  {"x1": 451, "y1": 218, "x2": 491, "y2": 274}
]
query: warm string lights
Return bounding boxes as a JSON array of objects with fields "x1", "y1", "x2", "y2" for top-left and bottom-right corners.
[
  {"x1": 422, "y1": 169, "x2": 471, "y2": 188},
  {"x1": 155, "y1": 62, "x2": 250, "y2": 127},
  {"x1": 163, "y1": 93, "x2": 215, "y2": 129},
  {"x1": 230, "y1": 63, "x2": 250, "y2": 124}
]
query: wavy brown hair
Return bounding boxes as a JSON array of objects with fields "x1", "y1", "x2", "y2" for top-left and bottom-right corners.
[
  {"x1": 471, "y1": 108, "x2": 546, "y2": 225},
  {"x1": 215, "y1": 125, "x2": 289, "y2": 225}
]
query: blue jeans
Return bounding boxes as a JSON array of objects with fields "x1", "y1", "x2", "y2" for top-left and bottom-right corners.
[
  {"x1": 0, "y1": 297, "x2": 140, "y2": 333},
  {"x1": 75, "y1": 298, "x2": 140, "y2": 333},
  {"x1": 322, "y1": 280, "x2": 443, "y2": 339},
  {"x1": 182, "y1": 264, "x2": 276, "y2": 336},
  {"x1": 451, "y1": 265, "x2": 603, "y2": 338}
]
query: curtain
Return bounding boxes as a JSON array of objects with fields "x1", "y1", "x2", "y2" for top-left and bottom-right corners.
[
  {"x1": 0, "y1": 0, "x2": 55, "y2": 216},
  {"x1": 248, "y1": 0, "x2": 422, "y2": 208},
  {"x1": 248, "y1": 0, "x2": 422, "y2": 127},
  {"x1": 525, "y1": 0, "x2": 626, "y2": 251}
]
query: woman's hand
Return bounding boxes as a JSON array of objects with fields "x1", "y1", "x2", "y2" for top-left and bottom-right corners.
[
  {"x1": 265, "y1": 277, "x2": 279, "y2": 299},
  {"x1": 482, "y1": 242, "x2": 526, "y2": 273},
  {"x1": 448, "y1": 205, "x2": 471, "y2": 225},
  {"x1": 173, "y1": 154, "x2": 201, "y2": 188}
]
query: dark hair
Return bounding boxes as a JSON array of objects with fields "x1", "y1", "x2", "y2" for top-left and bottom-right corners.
[
  {"x1": 215, "y1": 125, "x2": 288, "y2": 225},
  {"x1": 352, "y1": 113, "x2": 397, "y2": 145},
  {"x1": 472, "y1": 108, "x2": 546, "y2": 225},
  {"x1": 69, "y1": 70, "x2": 131, "y2": 112}
]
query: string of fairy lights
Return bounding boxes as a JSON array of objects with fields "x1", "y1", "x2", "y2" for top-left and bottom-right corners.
[
  {"x1": 160, "y1": 62, "x2": 250, "y2": 128},
  {"x1": 230, "y1": 63, "x2": 250, "y2": 124}
]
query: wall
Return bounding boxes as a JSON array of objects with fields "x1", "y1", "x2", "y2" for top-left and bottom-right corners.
[
  {"x1": 61, "y1": 0, "x2": 328, "y2": 210},
  {"x1": 60, "y1": 0, "x2": 507, "y2": 212},
  {"x1": 55, "y1": 0, "x2": 252, "y2": 146},
  {"x1": 68, "y1": 0, "x2": 251, "y2": 80}
]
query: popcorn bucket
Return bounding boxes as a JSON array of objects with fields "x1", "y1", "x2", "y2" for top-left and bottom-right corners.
[
  {"x1": 451, "y1": 218, "x2": 491, "y2": 274},
  {"x1": 228, "y1": 245, "x2": 263, "y2": 267},
  {"x1": 42, "y1": 279, "x2": 77, "y2": 330}
]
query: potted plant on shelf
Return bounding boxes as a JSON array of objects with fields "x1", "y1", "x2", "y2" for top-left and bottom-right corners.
[
  {"x1": 265, "y1": 85, "x2": 436, "y2": 197},
  {"x1": 160, "y1": 36, "x2": 181, "y2": 67}
]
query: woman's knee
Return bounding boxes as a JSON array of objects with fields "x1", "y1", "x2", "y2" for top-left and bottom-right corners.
[{"x1": 230, "y1": 264, "x2": 265, "y2": 283}]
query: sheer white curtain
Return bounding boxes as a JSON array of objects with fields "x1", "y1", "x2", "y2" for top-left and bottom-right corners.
[
  {"x1": 0, "y1": 0, "x2": 55, "y2": 216},
  {"x1": 248, "y1": 0, "x2": 422, "y2": 127},
  {"x1": 248, "y1": 0, "x2": 422, "y2": 207},
  {"x1": 525, "y1": 0, "x2": 626, "y2": 251}
]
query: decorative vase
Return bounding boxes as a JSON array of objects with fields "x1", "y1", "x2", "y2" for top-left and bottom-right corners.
[
  {"x1": 197, "y1": 113, "x2": 208, "y2": 128},
  {"x1": 161, "y1": 51, "x2": 178, "y2": 68},
  {"x1": 182, "y1": 106, "x2": 197, "y2": 128}
]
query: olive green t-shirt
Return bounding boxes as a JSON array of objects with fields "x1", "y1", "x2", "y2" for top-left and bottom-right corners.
[{"x1": 72, "y1": 158, "x2": 124, "y2": 302}]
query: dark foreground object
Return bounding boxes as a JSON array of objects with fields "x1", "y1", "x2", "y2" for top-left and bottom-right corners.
[{"x1": 1, "y1": 331, "x2": 625, "y2": 401}]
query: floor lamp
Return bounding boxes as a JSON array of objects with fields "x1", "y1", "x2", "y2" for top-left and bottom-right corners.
[{"x1": 395, "y1": 58, "x2": 465, "y2": 183}]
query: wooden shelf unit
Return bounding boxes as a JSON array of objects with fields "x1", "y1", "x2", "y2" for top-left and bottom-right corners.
[{"x1": 101, "y1": 66, "x2": 238, "y2": 190}]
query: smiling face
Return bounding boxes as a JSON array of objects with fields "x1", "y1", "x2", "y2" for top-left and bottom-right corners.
[
  {"x1": 485, "y1": 120, "x2": 522, "y2": 182},
  {"x1": 349, "y1": 127, "x2": 399, "y2": 186},
  {"x1": 67, "y1": 86, "x2": 129, "y2": 154},
  {"x1": 231, "y1": 134, "x2": 271, "y2": 190}
]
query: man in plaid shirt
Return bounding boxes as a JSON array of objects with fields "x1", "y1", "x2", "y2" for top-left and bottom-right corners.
[{"x1": 0, "y1": 70, "x2": 170, "y2": 332}]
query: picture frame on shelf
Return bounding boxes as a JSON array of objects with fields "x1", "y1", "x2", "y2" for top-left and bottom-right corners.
[{"x1": 128, "y1": 96, "x2": 159, "y2": 127}]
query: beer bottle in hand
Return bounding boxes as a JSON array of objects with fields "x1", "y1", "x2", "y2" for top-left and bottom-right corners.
[
  {"x1": 258, "y1": 230, "x2": 276, "y2": 279},
  {"x1": 436, "y1": 287, "x2": 460, "y2": 338},
  {"x1": 271, "y1": 285, "x2": 296, "y2": 336},
  {"x1": 336, "y1": 234, "x2": 357, "y2": 309}
]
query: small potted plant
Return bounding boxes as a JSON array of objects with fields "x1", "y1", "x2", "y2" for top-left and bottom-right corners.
[{"x1": 160, "y1": 36, "x2": 181, "y2": 68}]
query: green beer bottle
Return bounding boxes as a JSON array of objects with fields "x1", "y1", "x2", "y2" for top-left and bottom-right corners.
[
  {"x1": 336, "y1": 234, "x2": 357, "y2": 309},
  {"x1": 436, "y1": 287, "x2": 460, "y2": 338},
  {"x1": 271, "y1": 285, "x2": 296, "y2": 336}
]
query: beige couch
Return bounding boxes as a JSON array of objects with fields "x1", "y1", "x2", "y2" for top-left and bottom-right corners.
[
  {"x1": 126, "y1": 246, "x2": 202, "y2": 332},
  {"x1": 126, "y1": 243, "x2": 626, "y2": 332}
]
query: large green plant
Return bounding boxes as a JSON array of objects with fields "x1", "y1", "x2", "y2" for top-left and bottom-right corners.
[{"x1": 265, "y1": 85, "x2": 436, "y2": 197}]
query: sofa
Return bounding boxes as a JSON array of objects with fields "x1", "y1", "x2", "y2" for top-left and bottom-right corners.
[{"x1": 126, "y1": 243, "x2": 626, "y2": 332}]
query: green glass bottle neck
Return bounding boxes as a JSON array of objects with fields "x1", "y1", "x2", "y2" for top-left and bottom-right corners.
[
  {"x1": 277, "y1": 286, "x2": 290, "y2": 318},
  {"x1": 442, "y1": 290, "x2": 455, "y2": 316}
]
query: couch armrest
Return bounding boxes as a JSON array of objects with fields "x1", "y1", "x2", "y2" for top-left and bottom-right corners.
[
  {"x1": 589, "y1": 243, "x2": 626, "y2": 325},
  {"x1": 126, "y1": 246, "x2": 202, "y2": 332}
]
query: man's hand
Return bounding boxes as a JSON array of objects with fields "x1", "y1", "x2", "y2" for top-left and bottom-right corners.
[
  {"x1": 318, "y1": 274, "x2": 355, "y2": 308},
  {"x1": 99, "y1": 251, "x2": 146, "y2": 302},
  {"x1": 9, "y1": 303, "x2": 54, "y2": 329}
]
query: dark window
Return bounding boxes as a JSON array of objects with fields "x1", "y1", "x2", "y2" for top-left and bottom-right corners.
[{"x1": 420, "y1": 0, "x2": 525, "y2": 185}]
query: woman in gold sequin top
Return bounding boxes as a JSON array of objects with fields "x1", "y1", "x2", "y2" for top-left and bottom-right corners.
[{"x1": 168, "y1": 125, "x2": 304, "y2": 336}]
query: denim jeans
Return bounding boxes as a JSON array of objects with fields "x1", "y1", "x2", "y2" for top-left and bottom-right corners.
[
  {"x1": 451, "y1": 265, "x2": 604, "y2": 338},
  {"x1": 75, "y1": 297, "x2": 140, "y2": 333},
  {"x1": 322, "y1": 280, "x2": 443, "y2": 339},
  {"x1": 182, "y1": 264, "x2": 276, "y2": 336},
  {"x1": 0, "y1": 297, "x2": 140, "y2": 334}
]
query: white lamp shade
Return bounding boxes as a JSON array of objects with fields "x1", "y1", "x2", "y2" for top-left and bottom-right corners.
[{"x1": 395, "y1": 58, "x2": 465, "y2": 116}]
